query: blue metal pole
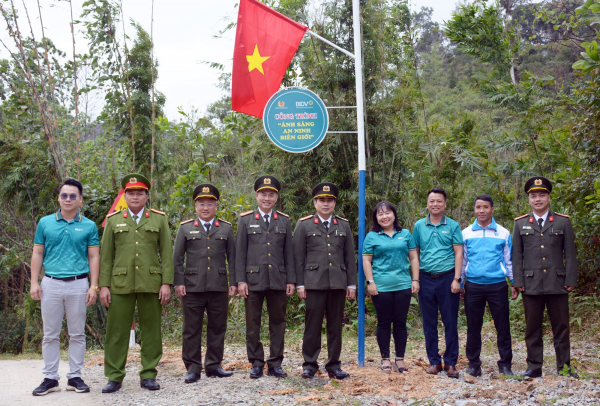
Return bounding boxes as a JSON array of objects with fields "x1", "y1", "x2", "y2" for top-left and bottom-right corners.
[
  {"x1": 352, "y1": 0, "x2": 366, "y2": 368},
  {"x1": 357, "y1": 170, "x2": 366, "y2": 366}
]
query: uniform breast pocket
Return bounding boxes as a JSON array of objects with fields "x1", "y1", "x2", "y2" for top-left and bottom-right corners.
[
  {"x1": 185, "y1": 233, "x2": 201, "y2": 249},
  {"x1": 214, "y1": 234, "x2": 228, "y2": 249},
  {"x1": 334, "y1": 231, "x2": 347, "y2": 246},
  {"x1": 247, "y1": 227, "x2": 262, "y2": 244},
  {"x1": 550, "y1": 229, "x2": 564, "y2": 241},
  {"x1": 113, "y1": 226, "x2": 129, "y2": 242},
  {"x1": 307, "y1": 231, "x2": 322, "y2": 247},
  {"x1": 519, "y1": 229, "x2": 536, "y2": 246},
  {"x1": 145, "y1": 225, "x2": 160, "y2": 242}
]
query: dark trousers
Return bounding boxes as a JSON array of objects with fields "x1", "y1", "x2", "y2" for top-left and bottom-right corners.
[
  {"x1": 523, "y1": 293, "x2": 571, "y2": 371},
  {"x1": 371, "y1": 288, "x2": 412, "y2": 359},
  {"x1": 181, "y1": 291, "x2": 228, "y2": 374},
  {"x1": 104, "y1": 293, "x2": 162, "y2": 382},
  {"x1": 464, "y1": 281, "x2": 512, "y2": 369},
  {"x1": 418, "y1": 271, "x2": 459, "y2": 366},
  {"x1": 245, "y1": 289, "x2": 287, "y2": 367},
  {"x1": 302, "y1": 289, "x2": 346, "y2": 372}
]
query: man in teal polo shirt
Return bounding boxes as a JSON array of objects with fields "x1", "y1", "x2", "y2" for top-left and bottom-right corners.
[
  {"x1": 29, "y1": 179, "x2": 100, "y2": 396},
  {"x1": 412, "y1": 188, "x2": 463, "y2": 378}
]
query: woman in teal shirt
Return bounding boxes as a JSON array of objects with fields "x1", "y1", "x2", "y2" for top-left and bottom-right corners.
[{"x1": 363, "y1": 201, "x2": 420, "y2": 373}]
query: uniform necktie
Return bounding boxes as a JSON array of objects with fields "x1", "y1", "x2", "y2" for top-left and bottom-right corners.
[
  {"x1": 205, "y1": 223, "x2": 211, "y2": 232},
  {"x1": 538, "y1": 218, "x2": 543, "y2": 228},
  {"x1": 323, "y1": 220, "x2": 329, "y2": 229},
  {"x1": 264, "y1": 214, "x2": 269, "y2": 228},
  {"x1": 133, "y1": 215, "x2": 138, "y2": 223}
]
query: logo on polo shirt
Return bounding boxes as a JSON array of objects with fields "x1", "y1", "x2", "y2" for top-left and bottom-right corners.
[
  {"x1": 442, "y1": 231, "x2": 449, "y2": 234},
  {"x1": 75, "y1": 228, "x2": 84, "y2": 231}
]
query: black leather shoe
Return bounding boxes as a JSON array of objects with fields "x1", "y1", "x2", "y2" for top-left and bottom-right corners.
[
  {"x1": 327, "y1": 369, "x2": 350, "y2": 380},
  {"x1": 499, "y1": 366, "x2": 514, "y2": 375},
  {"x1": 267, "y1": 366, "x2": 288, "y2": 378},
  {"x1": 465, "y1": 367, "x2": 482, "y2": 377},
  {"x1": 184, "y1": 372, "x2": 201, "y2": 383},
  {"x1": 301, "y1": 369, "x2": 315, "y2": 379},
  {"x1": 101, "y1": 381, "x2": 122, "y2": 393},
  {"x1": 206, "y1": 367, "x2": 233, "y2": 378},
  {"x1": 522, "y1": 368, "x2": 543, "y2": 378},
  {"x1": 140, "y1": 378, "x2": 160, "y2": 390},
  {"x1": 249, "y1": 366, "x2": 263, "y2": 379},
  {"x1": 560, "y1": 368, "x2": 579, "y2": 379}
]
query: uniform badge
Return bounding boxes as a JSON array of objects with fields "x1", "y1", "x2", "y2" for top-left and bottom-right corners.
[
  {"x1": 314, "y1": 217, "x2": 319, "y2": 224},
  {"x1": 250, "y1": 224, "x2": 260, "y2": 228},
  {"x1": 333, "y1": 218, "x2": 338, "y2": 225},
  {"x1": 194, "y1": 220, "x2": 199, "y2": 227},
  {"x1": 273, "y1": 212, "x2": 278, "y2": 220},
  {"x1": 202, "y1": 187, "x2": 209, "y2": 193},
  {"x1": 130, "y1": 177, "x2": 137, "y2": 184},
  {"x1": 523, "y1": 226, "x2": 532, "y2": 229},
  {"x1": 264, "y1": 178, "x2": 271, "y2": 184},
  {"x1": 255, "y1": 213, "x2": 260, "y2": 220},
  {"x1": 145, "y1": 212, "x2": 150, "y2": 218},
  {"x1": 534, "y1": 179, "x2": 542, "y2": 185},
  {"x1": 123, "y1": 211, "x2": 128, "y2": 218},
  {"x1": 529, "y1": 217, "x2": 533, "y2": 223},
  {"x1": 323, "y1": 186, "x2": 330, "y2": 192},
  {"x1": 116, "y1": 223, "x2": 127, "y2": 227},
  {"x1": 549, "y1": 215, "x2": 554, "y2": 222},
  {"x1": 215, "y1": 220, "x2": 220, "y2": 227}
]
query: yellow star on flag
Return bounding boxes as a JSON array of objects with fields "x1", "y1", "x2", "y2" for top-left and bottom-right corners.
[{"x1": 246, "y1": 44, "x2": 270, "y2": 75}]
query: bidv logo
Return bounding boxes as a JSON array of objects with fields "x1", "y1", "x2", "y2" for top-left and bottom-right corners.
[
  {"x1": 278, "y1": 101, "x2": 285, "y2": 107},
  {"x1": 295, "y1": 100, "x2": 314, "y2": 107}
]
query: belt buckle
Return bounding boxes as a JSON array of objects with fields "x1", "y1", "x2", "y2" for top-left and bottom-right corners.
[{"x1": 430, "y1": 272, "x2": 440, "y2": 279}]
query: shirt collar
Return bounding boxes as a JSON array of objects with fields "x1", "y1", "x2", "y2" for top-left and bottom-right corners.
[
  {"x1": 258, "y1": 208, "x2": 273, "y2": 218},
  {"x1": 199, "y1": 217, "x2": 215, "y2": 226},
  {"x1": 128, "y1": 207, "x2": 145, "y2": 219},
  {"x1": 318, "y1": 214, "x2": 333, "y2": 224},
  {"x1": 426, "y1": 214, "x2": 446, "y2": 226},
  {"x1": 56, "y1": 209, "x2": 82, "y2": 223},
  {"x1": 472, "y1": 217, "x2": 497, "y2": 231},
  {"x1": 533, "y1": 211, "x2": 549, "y2": 222}
]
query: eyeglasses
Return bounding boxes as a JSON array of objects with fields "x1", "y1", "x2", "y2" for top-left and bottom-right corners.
[
  {"x1": 196, "y1": 203, "x2": 215, "y2": 208},
  {"x1": 59, "y1": 193, "x2": 78, "y2": 201}
]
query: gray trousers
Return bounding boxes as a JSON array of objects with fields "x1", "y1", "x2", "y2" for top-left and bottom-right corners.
[{"x1": 40, "y1": 276, "x2": 88, "y2": 380}]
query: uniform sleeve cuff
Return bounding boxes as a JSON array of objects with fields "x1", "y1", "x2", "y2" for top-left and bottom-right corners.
[{"x1": 347, "y1": 285, "x2": 356, "y2": 289}]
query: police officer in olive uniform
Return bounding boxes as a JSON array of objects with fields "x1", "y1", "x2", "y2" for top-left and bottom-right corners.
[
  {"x1": 173, "y1": 184, "x2": 237, "y2": 383},
  {"x1": 294, "y1": 182, "x2": 357, "y2": 380},
  {"x1": 236, "y1": 176, "x2": 295, "y2": 379},
  {"x1": 99, "y1": 173, "x2": 174, "y2": 393},
  {"x1": 513, "y1": 176, "x2": 578, "y2": 378}
]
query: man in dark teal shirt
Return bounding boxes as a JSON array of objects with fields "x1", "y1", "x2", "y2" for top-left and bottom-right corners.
[{"x1": 412, "y1": 188, "x2": 463, "y2": 378}]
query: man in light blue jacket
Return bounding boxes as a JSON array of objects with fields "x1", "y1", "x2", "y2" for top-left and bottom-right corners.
[{"x1": 461, "y1": 194, "x2": 519, "y2": 377}]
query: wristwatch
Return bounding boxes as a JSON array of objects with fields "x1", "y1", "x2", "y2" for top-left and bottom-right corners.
[
  {"x1": 366, "y1": 280, "x2": 375, "y2": 285},
  {"x1": 90, "y1": 286, "x2": 100, "y2": 292},
  {"x1": 453, "y1": 277, "x2": 462, "y2": 283}
]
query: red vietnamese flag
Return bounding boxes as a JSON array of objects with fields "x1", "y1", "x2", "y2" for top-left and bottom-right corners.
[{"x1": 232, "y1": 0, "x2": 308, "y2": 118}]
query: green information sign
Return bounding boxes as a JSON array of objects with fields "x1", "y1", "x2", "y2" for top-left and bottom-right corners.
[{"x1": 263, "y1": 88, "x2": 329, "y2": 153}]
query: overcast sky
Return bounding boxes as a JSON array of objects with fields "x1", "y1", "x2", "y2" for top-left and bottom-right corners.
[{"x1": 1, "y1": 0, "x2": 459, "y2": 119}]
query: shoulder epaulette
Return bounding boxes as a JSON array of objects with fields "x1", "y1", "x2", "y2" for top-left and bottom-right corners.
[
  {"x1": 276, "y1": 210, "x2": 289, "y2": 218},
  {"x1": 240, "y1": 210, "x2": 254, "y2": 217},
  {"x1": 514, "y1": 214, "x2": 529, "y2": 221},
  {"x1": 180, "y1": 219, "x2": 194, "y2": 225},
  {"x1": 336, "y1": 216, "x2": 349, "y2": 222},
  {"x1": 106, "y1": 210, "x2": 121, "y2": 218},
  {"x1": 219, "y1": 219, "x2": 232, "y2": 225},
  {"x1": 555, "y1": 212, "x2": 570, "y2": 218},
  {"x1": 151, "y1": 209, "x2": 166, "y2": 215},
  {"x1": 299, "y1": 215, "x2": 313, "y2": 221}
]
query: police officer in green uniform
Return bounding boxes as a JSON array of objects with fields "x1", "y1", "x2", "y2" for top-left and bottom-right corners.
[
  {"x1": 513, "y1": 176, "x2": 578, "y2": 378},
  {"x1": 173, "y1": 184, "x2": 237, "y2": 383},
  {"x1": 236, "y1": 175, "x2": 295, "y2": 379},
  {"x1": 99, "y1": 173, "x2": 174, "y2": 393},
  {"x1": 294, "y1": 182, "x2": 357, "y2": 380}
]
